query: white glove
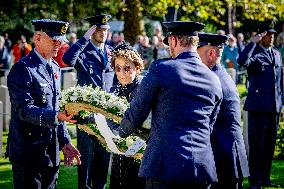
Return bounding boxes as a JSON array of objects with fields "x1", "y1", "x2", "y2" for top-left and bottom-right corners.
[{"x1": 84, "y1": 25, "x2": 97, "y2": 40}]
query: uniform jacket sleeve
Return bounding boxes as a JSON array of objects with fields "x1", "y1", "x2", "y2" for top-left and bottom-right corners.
[
  {"x1": 58, "y1": 122, "x2": 71, "y2": 149},
  {"x1": 62, "y1": 37, "x2": 89, "y2": 66},
  {"x1": 237, "y1": 42, "x2": 258, "y2": 67},
  {"x1": 209, "y1": 97, "x2": 222, "y2": 132},
  {"x1": 118, "y1": 62, "x2": 159, "y2": 137},
  {"x1": 7, "y1": 62, "x2": 58, "y2": 128}
]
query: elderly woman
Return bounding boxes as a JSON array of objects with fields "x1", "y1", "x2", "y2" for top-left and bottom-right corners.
[{"x1": 109, "y1": 42, "x2": 147, "y2": 189}]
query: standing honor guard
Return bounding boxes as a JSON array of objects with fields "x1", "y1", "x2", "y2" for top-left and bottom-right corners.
[
  {"x1": 63, "y1": 14, "x2": 115, "y2": 189},
  {"x1": 7, "y1": 19, "x2": 80, "y2": 189},
  {"x1": 113, "y1": 21, "x2": 223, "y2": 189},
  {"x1": 238, "y1": 21, "x2": 282, "y2": 189},
  {"x1": 198, "y1": 33, "x2": 250, "y2": 189}
]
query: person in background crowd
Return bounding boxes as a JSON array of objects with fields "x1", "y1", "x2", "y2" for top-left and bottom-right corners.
[
  {"x1": 12, "y1": 35, "x2": 32, "y2": 64},
  {"x1": 152, "y1": 35, "x2": 159, "y2": 60},
  {"x1": 221, "y1": 34, "x2": 239, "y2": 83},
  {"x1": 7, "y1": 19, "x2": 80, "y2": 189},
  {"x1": 198, "y1": 33, "x2": 249, "y2": 189},
  {"x1": 154, "y1": 27, "x2": 163, "y2": 38},
  {"x1": 53, "y1": 41, "x2": 70, "y2": 68},
  {"x1": 156, "y1": 36, "x2": 170, "y2": 60},
  {"x1": 237, "y1": 33, "x2": 246, "y2": 53},
  {"x1": 119, "y1": 32, "x2": 125, "y2": 43},
  {"x1": 108, "y1": 32, "x2": 121, "y2": 47},
  {"x1": 276, "y1": 35, "x2": 284, "y2": 64},
  {"x1": 4, "y1": 33, "x2": 12, "y2": 53},
  {"x1": 238, "y1": 20, "x2": 282, "y2": 189},
  {"x1": 115, "y1": 21, "x2": 222, "y2": 189},
  {"x1": 134, "y1": 35, "x2": 143, "y2": 50},
  {"x1": 0, "y1": 35, "x2": 11, "y2": 77},
  {"x1": 276, "y1": 23, "x2": 284, "y2": 46},
  {"x1": 137, "y1": 35, "x2": 153, "y2": 69},
  {"x1": 68, "y1": 32, "x2": 77, "y2": 47},
  {"x1": 63, "y1": 14, "x2": 115, "y2": 189}
]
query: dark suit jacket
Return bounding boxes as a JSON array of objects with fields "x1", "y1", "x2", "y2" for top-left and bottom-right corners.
[
  {"x1": 7, "y1": 49, "x2": 71, "y2": 166},
  {"x1": 63, "y1": 38, "x2": 114, "y2": 91},
  {"x1": 118, "y1": 52, "x2": 223, "y2": 183},
  {"x1": 211, "y1": 63, "x2": 249, "y2": 180},
  {"x1": 238, "y1": 42, "x2": 283, "y2": 113}
]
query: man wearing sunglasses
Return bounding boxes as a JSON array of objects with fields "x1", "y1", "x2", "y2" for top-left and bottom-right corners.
[
  {"x1": 7, "y1": 19, "x2": 80, "y2": 189},
  {"x1": 115, "y1": 21, "x2": 223, "y2": 189},
  {"x1": 63, "y1": 14, "x2": 115, "y2": 189}
]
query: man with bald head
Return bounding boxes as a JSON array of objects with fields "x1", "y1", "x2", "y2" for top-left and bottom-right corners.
[{"x1": 197, "y1": 33, "x2": 249, "y2": 189}]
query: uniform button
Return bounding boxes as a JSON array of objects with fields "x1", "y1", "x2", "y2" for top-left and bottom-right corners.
[
  {"x1": 28, "y1": 132, "x2": 31, "y2": 136},
  {"x1": 256, "y1": 90, "x2": 259, "y2": 93},
  {"x1": 40, "y1": 133, "x2": 43, "y2": 137}
]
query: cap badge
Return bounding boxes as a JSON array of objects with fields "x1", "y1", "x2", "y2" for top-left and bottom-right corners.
[
  {"x1": 102, "y1": 16, "x2": 109, "y2": 24},
  {"x1": 61, "y1": 23, "x2": 68, "y2": 34}
]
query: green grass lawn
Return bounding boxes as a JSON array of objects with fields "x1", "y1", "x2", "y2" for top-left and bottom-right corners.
[{"x1": 1, "y1": 129, "x2": 284, "y2": 189}]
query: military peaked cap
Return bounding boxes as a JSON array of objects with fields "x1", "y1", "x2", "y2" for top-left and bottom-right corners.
[
  {"x1": 198, "y1": 33, "x2": 229, "y2": 48},
  {"x1": 32, "y1": 19, "x2": 69, "y2": 42},
  {"x1": 257, "y1": 20, "x2": 277, "y2": 34},
  {"x1": 85, "y1": 14, "x2": 112, "y2": 29},
  {"x1": 162, "y1": 21, "x2": 205, "y2": 45}
]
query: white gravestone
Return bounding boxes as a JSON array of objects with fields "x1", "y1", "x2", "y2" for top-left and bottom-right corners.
[
  {"x1": 63, "y1": 71, "x2": 77, "y2": 90},
  {"x1": 0, "y1": 101, "x2": 3, "y2": 156},
  {"x1": 0, "y1": 85, "x2": 10, "y2": 131}
]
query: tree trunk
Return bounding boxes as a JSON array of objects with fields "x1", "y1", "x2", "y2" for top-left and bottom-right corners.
[
  {"x1": 124, "y1": 0, "x2": 142, "y2": 45},
  {"x1": 227, "y1": 2, "x2": 236, "y2": 35},
  {"x1": 227, "y1": 3, "x2": 232, "y2": 34}
]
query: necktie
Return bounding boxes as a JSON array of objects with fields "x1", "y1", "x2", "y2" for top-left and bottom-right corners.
[
  {"x1": 98, "y1": 48, "x2": 103, "y2": 55},
  {"x1": 268, "y1": 49, "x2": 274, "y2": 62},
  {"x1": 46, "y1": 63, "x2": 53, "y2": 79}
]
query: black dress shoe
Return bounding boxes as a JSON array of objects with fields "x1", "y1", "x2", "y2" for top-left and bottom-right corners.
[{"x1": 263, "y1": 182, "x2": 281, "y2": 188}]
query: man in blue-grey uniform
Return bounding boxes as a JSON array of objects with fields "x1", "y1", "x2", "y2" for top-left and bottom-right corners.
[
  {"x1": 197, "y1": 33, "x2": 250, "y2": 189},
  {"x1": 114, "y1": 21, "x2": 223, "y2": 189},
  {"x1": 7, "y1": 19, "x2": 81, "y2": 189},
  {"x1": 238, "y1": 21, "x2": 283, "y2": 189},
  {"x1": 63, "y1": 14, "x2": 114, "y2": 189}
]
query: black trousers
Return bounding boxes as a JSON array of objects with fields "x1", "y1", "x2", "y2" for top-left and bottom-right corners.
[
  {"x1": 12, "y1": 163, "x2": 59, "y2": 189},
  {"x1": 145, "y1": 179, "x2": 211, "y2": 189},
  {"x1": 247, "y1": 111, "x2": 279, "y2": 187},
  {"x1": 77, "y1": 129, "x2": 110, "y2": 189},
  {"x1": 109, "y1": 154, "x2": 145, "y2": 189},
  {"x1": 211, "y1": 178, "x2": 243, "y2": 189}
]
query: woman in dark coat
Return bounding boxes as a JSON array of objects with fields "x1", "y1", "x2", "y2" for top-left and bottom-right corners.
[{"x1": 109, "y1": 42, "x2": 147, "y2": 189}]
